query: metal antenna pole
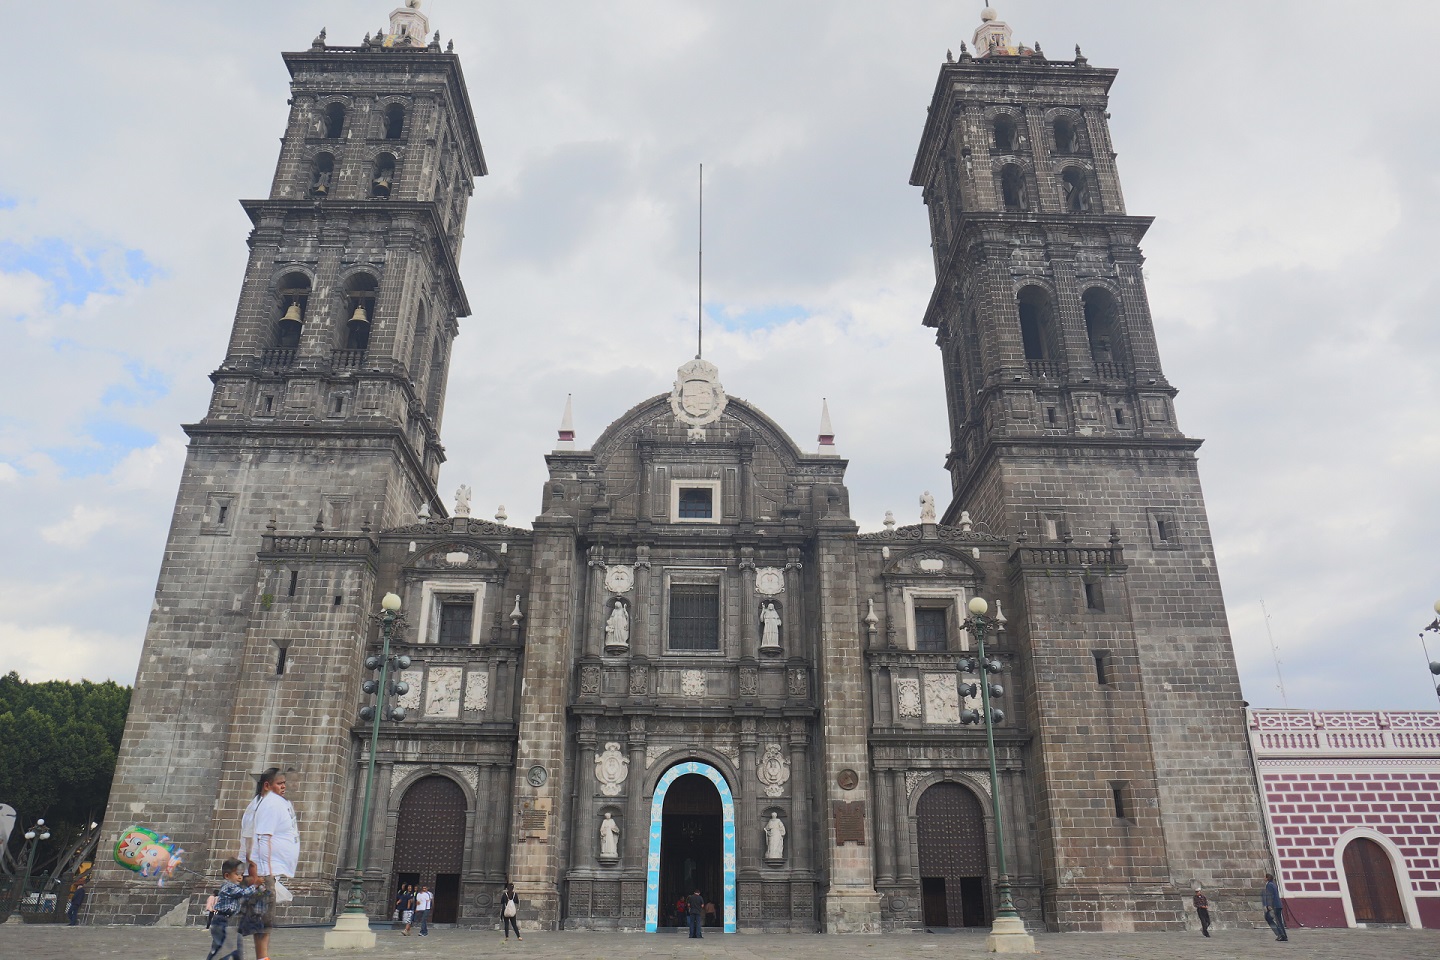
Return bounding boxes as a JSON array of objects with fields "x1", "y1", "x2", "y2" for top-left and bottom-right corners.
[{"x1": 697, "y1": 163, "x2": 703, "y2": 360}]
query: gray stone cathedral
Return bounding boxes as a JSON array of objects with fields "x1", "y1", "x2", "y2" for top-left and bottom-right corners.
[{"x1": 92, "y1": 4, "x2": 1270, "y2": 935}]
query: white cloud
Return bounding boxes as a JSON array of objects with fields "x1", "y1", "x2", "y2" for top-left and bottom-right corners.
[{"x1": 40, "y1": 504, "x2": 127, "y2": 546}]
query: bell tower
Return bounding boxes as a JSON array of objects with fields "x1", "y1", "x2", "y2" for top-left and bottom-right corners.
[
  {"x1": 911, "y1": 7, "x2": 1268, "y2": 929},
  {"x1": 92, "y1": 7, "x2": 486, "y2": 923}
]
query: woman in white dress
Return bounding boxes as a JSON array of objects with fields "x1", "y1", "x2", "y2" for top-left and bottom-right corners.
[{"x1": 238, "y1": 767, "x2": 300, "y2": 960}]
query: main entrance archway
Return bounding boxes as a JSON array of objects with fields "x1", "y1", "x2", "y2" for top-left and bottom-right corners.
[
  {"x1": 915, "y1": 781, "x2": 989, "y2": 927},
  {"x1": 644, "y1": 761, "x2": 736, "y2": 932},
  {"x1": 392, "y1": 775, "x2": 467, "y2": 923}
]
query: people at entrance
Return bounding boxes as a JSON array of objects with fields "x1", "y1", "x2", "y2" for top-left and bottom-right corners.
[
  {"x1": 237, "y1": 767, "x2": 299, "y2": 960},
  {"x1": 415, "y1": 884, "x2": 433, "y2": 937},
  {"x1": 501, "y1": 882, "x2": 522, "y2": 940},
  {"x1": 686, "y1": 889, "x2": 704, "y2": 938},
  {"x1": 1193, "y1": 885, "x2": 1211, "y2": 937},
  {"x1": 1262, "y1": 873, "x2": 1288, "y2": 941},
  {"x1": 401, "y1": 884, "x2": 417, "y2": 935}
]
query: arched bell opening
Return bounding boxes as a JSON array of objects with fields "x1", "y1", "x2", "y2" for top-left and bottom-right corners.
[
  {"x1": 371, "y1": 153, "x2": 397, "y2": 199},
  {"x1": 310, "y1": 152, "x2": 334, "y2": 199},
  {"x1": 341, "y1": 273, "x2": 379, "y2": 354},
  {"x1": 272, "y1": 271, "x2": 311, "y2": 353}
]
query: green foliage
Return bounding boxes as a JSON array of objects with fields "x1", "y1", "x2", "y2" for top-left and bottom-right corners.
[{"x1": 0, "y1": 671, "x2": 130, "y2": 861}]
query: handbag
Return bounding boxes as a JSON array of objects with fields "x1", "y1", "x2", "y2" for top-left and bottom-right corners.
[{"x1": 504, "y1": 897, "x2": 517, "y2": 918}]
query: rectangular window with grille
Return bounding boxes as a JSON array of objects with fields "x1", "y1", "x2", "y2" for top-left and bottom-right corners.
[
  {"x1": 677, "y1": 487, "x2": 714, "y2": 519},
  {"x1": 914, "y1": 607, "x2": 949, "y2": 651},
  {"x1": 437, "y1": 599, "x2": 474, "y2": 645},
  {"x1": 668, "y1": 583, "x2": 720, "y2": 651}
]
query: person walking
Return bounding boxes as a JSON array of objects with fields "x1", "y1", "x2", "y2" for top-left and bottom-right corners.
[
  {"x1": 238, "y1": 767, "x2": 301, "y2": 960},
  {"x1": 501, "y1": 882, "x2": 522, "y2": 940},
  {"x1": 66, "y1": 880, "x2": 86, "y2": 926},
  {"x1": 1263, "y1": 872, "x2": 1288, "y2": 942},
  {"x1": 401, "y1": 884, "x2": 417, "y2": 935},
  {"x1": 206, "y1": 858, "x2": 259, "y2": 960},
  {"x1": 686, "y1": 889, "x2": 704, "y2": 938},
  {"x1": 1192, "y1": 885, "x2": 1211, "y2": 937},
  {"x1": 415, "y1": 884, "x2": 433, "y2": 937}
]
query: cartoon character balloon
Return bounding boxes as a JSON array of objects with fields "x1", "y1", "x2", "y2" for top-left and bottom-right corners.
[{"x1": 113, "y1": 825, "x2": 184, "y2": 886}]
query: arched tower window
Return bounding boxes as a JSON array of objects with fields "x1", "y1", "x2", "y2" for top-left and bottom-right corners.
[
  {"x1": 1017, "y1": 286, "x2": 1059, "y2": 367},
  {"x1": 1053, "y1": 117, "x2": 1077, "y2": 154},
  {"x1": 383, "y1": 103, "x2": 406, "y2": 140},
  {"x1": 1060, "y1": 167, "x2": 1092, "y2": 213},
  {"x1": 1082, "y1": 288, "x2": 1128, "y2": 374},
  {"x1": 323, "y1": 102, "x2": 345, "y2": 139},
  {"x1": 999, "y1": 164, "x2": 1028, "y2": 212},
  {"x1": 992, "y1": 115, "x2": 1018, "y2": 153},
  {"x1": 310, "y1": 153, "x2": 334, "y2": 198},
  {"x1": 273, "y1": 272, "x2": 311, "y2": 351},
  {"x1": 371, "y1": 154, "x2": 396, "y2": 199},
  {"x1": 342, "y1": 274, "x2": 378, "y2": 353}
]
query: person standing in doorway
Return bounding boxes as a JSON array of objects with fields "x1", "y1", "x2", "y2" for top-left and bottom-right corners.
[
  {"x1": 686, "y1": 889, "x2": 704, "y2": 938},
  {"x1": 1262, "y1": 872, "x2": 1288, "y2": 942},
  {"x1": 238, "y1": 767, "x2": 300, "y2": 960},
  {"x1": 1192, "y1": 885, "x2": 1211, "y2": 937},
  {"x1": 415, "y1": 884, "x2": 433, "y2": 937},
  {"x1": 66, "y1": 879, "x2": 86, "y2": 925},
  {"x1": 501, "y1": 882, "x2": 521, "y2": 940}
]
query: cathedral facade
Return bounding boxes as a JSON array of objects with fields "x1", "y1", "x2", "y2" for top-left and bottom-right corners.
[{"x1": 92, "y1": 6, "x2": 1270, "y2": 934}]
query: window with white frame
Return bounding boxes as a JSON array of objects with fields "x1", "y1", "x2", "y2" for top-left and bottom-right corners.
[
  {"x1": 902, "y1": 587, "x2": 970, "y2": 652},
  {"x1": 669, "y1": 479, "x2": 722, "y2": 524},
  {"x1": 414, "y1": 579, "x2": 486, "y2": 645}
]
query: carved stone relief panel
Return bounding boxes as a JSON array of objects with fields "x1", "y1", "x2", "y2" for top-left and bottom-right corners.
[
  {"x1": 787, "y1": 668, "x2": 808, "y2": 699},
  {"x1": 757, "y1": 743, "x2": 791, "y2": 797},
  {"x1": 923, "y1": 673, "x2": 961, "y2": 725},
  {"x1": 895, "y1": 678, "x2": 923, "y2": 719},
  {"x1": 396, "y1": 669, "x2": 423, "y2": 712},
  {"x1": 425, "y1": 666, "x2": 462, "y2": 718},
  {"x1": 579, "y1": 663, "x2": 601, "y2": 695},
  {"x1": 739, "y1": 664, "x2": 758, "y2": 697},
  {"x1": 464, "y1": 669, "x2": 489, "y2": 712},
  {"x1": 594, "y1": 741, "x2": 630, "y2": 797},
  {"x1": 680, "y1": 669, "x2": 706, "y2": 698}
]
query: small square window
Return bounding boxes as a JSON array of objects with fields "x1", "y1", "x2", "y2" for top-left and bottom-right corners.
[
  {"x1": 1147, "y1": 508, "x2": 1183, "y2": 550},
  {"x1": 1156, "y1": 519, "x2": 1173, "y2": 541},
  {"x1": 1084, "y1": 579, "x2": 1104, "y2": 612},
  {"x1": 1111, "y1": 782, "x2": 1130, "y2": 819},
  {"x1": 203, "y1": 493, "x2": 236, "y2": 536},
  {"x1": 437, "y1": 599, "x2": 474, "y2": 645},
  {"x1": 669, "y1": 583, "x2": 720, "y2": 651},
  {"x1": 914, "y1": 608, "x2": 949, "y2": 651},
  {"x1": 678, "y1": 487, "x2": 713, "y2": 519}
]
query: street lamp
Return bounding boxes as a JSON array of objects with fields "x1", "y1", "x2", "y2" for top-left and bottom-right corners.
[
  {"x1": 958, "y1": 596, "x2": 1034, "y2": 953},
  {"x1": 14, "y1": 818, "x2": 52, "y2": 918},
  {"x1": 325, "y1": 591, "x2": 408, "y2": 950},
  {"x1": 1422, "y1": 599, "x2": 1440, "y2": 704}
]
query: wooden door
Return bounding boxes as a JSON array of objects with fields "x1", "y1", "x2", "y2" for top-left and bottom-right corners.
[
  {"x1": 915, "y1": 782, "x2": 990, "y2": 926},
  {"x1": 1343, "y1": 837, "x2": 1405, "y2": 923}
]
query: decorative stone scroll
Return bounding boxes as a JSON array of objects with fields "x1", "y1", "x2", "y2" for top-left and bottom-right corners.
[
  {"x1": 680, "y1": 669, "x2": 706, "y2": 698},
  {"x1": 787, "y1": 668, "x2": 809, "y2": 699},
  {"x1": 895, "y1": 678, "x2": 922, "y2": 719},
  {"x1": 739, "y1": 664, "x2": 759, "y2": 698},
  {"x1": 904, "y1": 770, "x2": 924, "y2": 798},
  {"x1": 396, "y1": 670, "x2": 423, "y2": 711},
  {"x1": 463, "y1": 669, "x2": 489, "y2": 712},
  {"x1": 579, "y1": 663, "x2": 601, "y2": 695},
  {"x1": 757, "y1": 744, "x2": 791, "y2": 797},
  {"x1": 595, "y1": 741, "x2": 630, "y2": 797},
  {"x1": 628, "y1": 663, "x2": 649, "y2": 696}
]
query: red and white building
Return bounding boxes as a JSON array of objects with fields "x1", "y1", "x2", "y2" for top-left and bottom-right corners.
[{"x1": 1249, "y1": 709, "x2": 1440, "y2": 929}]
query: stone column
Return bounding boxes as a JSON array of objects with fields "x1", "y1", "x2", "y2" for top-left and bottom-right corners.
[
  {"x1": 787, "y1": 721, "x2": 812, "y2": 875},
  {"x1": 739, "y1": 717, "x2": 760, "y2": 874},
  {"x1": 625, "y1": 719, "x2": 648, "y2": 869},
  {"x1": 894, "y1": 771, "x2": 915, "y2": 882},
  {"x1": 633, "y1": 548, "x2": 652, "y2": 658},
  {"x1": 874, "y1": 769, "x2": 897, "y2": 884},
  {"x1": 469, "y1": 764, "x2": 492, "y2": 875},
  {"x1": 585, "y1": 546, "x2": 605, "y2": 658},
  {"x1": 739, "y1": 548, "x2": 758, "y2": 660},
  {"x1": 574, "y1": 718, "x2": 599, "y2": 871},
  {"x1": 1048, "y1": 250, "x2": 1094, "y2": 376}
]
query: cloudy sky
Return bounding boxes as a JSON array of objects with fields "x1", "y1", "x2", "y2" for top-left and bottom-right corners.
[{"x1": 1, "y1": 1, "x2": 1437, "y2": 710}]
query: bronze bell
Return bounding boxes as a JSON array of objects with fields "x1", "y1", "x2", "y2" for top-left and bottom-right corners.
[
  {"x1": 281, "y1": 302, "x2": 303, "y2": 323},
  {"x1": 350, "y1": 304, "x2": 369, "y2": 323}
]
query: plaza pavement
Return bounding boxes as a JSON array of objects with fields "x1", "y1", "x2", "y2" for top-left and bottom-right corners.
[{"x1": 0, "y1": 924, "x2": 1437, "y2": 960}]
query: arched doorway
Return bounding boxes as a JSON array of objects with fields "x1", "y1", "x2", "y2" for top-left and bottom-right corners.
[
  {"x1": 644, "y1": 761, "x2": 736, "y2": 933},
  {"x1": 1343, "y1": 836, "x2": 1405, "y2": 923},
  {"x1": 392, "y1": 775, "x2": 467, "y2": 924},
  {"x1": 915, "y1": 781, "x2": 989, "y2": 927}
]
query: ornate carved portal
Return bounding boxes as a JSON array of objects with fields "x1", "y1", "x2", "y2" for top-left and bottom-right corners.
[
  {"x1": 391, "y1": 775, "x2": 468, "y2": 923},
  {"x1": 914, "y1": 782, "x2": 989, "y2": 928}
]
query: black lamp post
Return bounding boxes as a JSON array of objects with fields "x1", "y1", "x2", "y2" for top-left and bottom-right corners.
[
  {"x1": 1422, "y1": 599, "x2": 1440, "y2": 704},
  {"x1": 958, "y1": 596, "x2": 1034, "y2": 953},
  {"x1": 13, "y1": 818, "x2": 51, "y2": 918},
  {"x1": 325, "y1": 591, "x2": 409, "y2": 950}
]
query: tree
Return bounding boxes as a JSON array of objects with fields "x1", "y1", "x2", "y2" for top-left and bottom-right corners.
[{"x1": 0, "y1": 672, "x2": 130, "y2": 868}]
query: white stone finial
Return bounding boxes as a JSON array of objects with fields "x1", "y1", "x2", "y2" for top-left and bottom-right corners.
[
  {"x1": 417, "y1": 501, "x2": 431, "y2": 521},
  {"x1": 864, "y1": 599, "x2": 879, "y2": 629},
  {"x1": 495, "y1": 504, "x2": 508, "y2": 524},
  {"x1": 557, "y1": 394, "x2": 576, "y2": 451},
  {"x1": 510, "y1": 594, "x2": 524, "y2": 624},
  {"x1": 883, "y1": 510, "x2": 896, "y2": 531},
  {"x1": 817, "y1": 398, "x2": 837, "y2": 456},
  {"x1": 959, "y1": 510, "x2": 974, "y2": 532}
]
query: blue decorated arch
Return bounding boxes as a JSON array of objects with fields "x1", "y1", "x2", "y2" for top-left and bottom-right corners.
[{"x1": 644, "y1": 760, "x2": 736, "y2": 933}]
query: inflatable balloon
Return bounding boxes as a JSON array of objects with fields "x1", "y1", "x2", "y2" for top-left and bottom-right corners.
[{"x1": 112, "y1": 825, "x2": 184, "y2": 886}]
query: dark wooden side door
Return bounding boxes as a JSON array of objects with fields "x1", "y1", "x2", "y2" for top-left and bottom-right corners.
[
  {"x1": 915, "y1": 782, "x2": 990, "y2": 926},
  {"x1": 392, "y1": 775, "x2": 468, "y2": 922},
  {"x1": 1343, "y1": 837, "x2": 1405, "y2": 923}
]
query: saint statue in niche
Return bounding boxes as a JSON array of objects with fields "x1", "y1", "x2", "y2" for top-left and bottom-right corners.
[
  {"x1": 760, "y1": 601, "x2": 782, "y2": 652},
  {"x1": 604, "y1": 600, "x2": 630, "y2": 651},
  {"x1": 599, "y1": 812, "x2": 620, "y2": 860},
  {"x1": 764, "y1": 812, "x2": 786, "y2": 861}
]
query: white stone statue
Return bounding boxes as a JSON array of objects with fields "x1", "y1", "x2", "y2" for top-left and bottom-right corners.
[
  {"x1": 454, "y1": 484, "x2": 472, "y2": 517},
  {"x1": 604, "y1": 600, "x2": 630, "y2": 651},
  {"x1": 599, "y1": 812, "x2": 620, "y2": 859},
  {"x1": 764, "y1": 812, "x2": 786, "y2": 860},
  {"x1": 883, "y1": 510, "x2": 896, "y2": 531},
  {"x1": 759, "y1": 601, "x2": 782, "y2": 651},
  {"x1": 920, "y1": 490, "x2": 936, "y2": 524}
]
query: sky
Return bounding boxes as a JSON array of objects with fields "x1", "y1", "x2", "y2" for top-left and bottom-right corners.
[{"x1": 0, "y1": 1, "x2": 1437, "y2": 710}]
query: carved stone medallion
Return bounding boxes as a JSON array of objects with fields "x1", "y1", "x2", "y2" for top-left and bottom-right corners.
[
  {"x1": 757, "y1": 743, "x2": 791, "y2": 797},
  {"x1": 604, "y1": 565, "x2": 634, "y2": 594},
  {"x1": 739, "y1": 664, "x2": 759, "y2": 698},
  {"x1": 754, "y1": 567, "x2": 785, "y2": 596},
  {"x1": 680, "y1": 669, "x2": 706, "y2": 698},
  {"x1": 895, "y1": 678, "x2": 923, "y2": 719},
  {"x1": 527, "y1": 764, "x2": 548, "y2": 787},
  {"x1": 579, "y1": 663, "x2": 601, "y2": 695},
  {"x1": 594, "y1": 741, "x2": 630, "y2": 797},
  {"x1": 837, "y1": 768, "x2": 859, "y2": 791},
  {"x1": 670, "y1": 357, "x2": 728, "y2": 437}
]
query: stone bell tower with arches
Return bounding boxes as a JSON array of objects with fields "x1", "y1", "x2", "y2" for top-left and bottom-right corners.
[
  {"x1": 92, "y1": 4, "x2": 486, "y2": 922},
  {"x1": 909, "y1": 7, "x2": 1270, "y2": 929}
]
